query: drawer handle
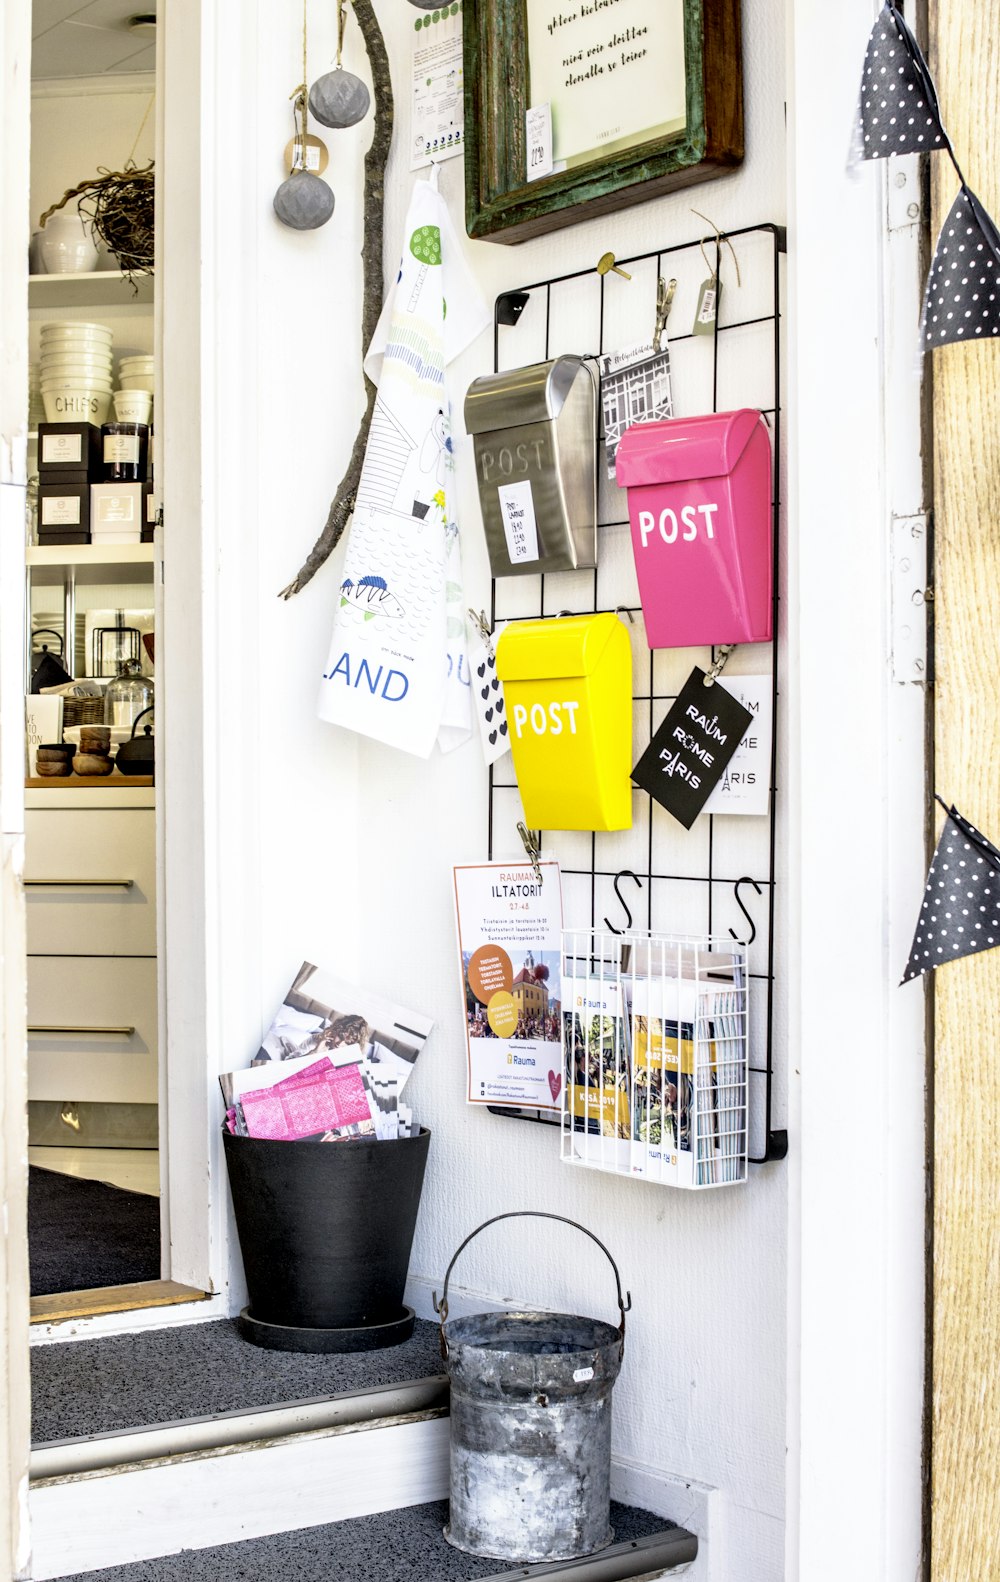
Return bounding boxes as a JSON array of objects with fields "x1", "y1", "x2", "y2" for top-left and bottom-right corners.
[
  {"x1": 24, "y1": 879, "x2": 134, "y2": 889},
  {"x1": 28, "y1": 1024, "x2": 136, "y2": 1037}
]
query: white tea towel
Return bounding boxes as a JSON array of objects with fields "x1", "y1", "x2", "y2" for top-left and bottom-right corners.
[{"x1": 318, "y1": 168, "x2": 489, "y2": 756}]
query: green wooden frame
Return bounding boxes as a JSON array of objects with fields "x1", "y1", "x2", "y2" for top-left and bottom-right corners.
[{"x1": 463, "y1": 0, "x2": 744, "y2": 244}]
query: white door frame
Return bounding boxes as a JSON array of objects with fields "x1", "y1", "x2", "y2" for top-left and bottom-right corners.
[
  {"x1": 0, "y1": 0, "x2": 38, "y2": 1568},
  {"x1": 156, "y1": 0, "x2": 263, "y2": 1299},
  {"x1": 785, "y1": 2, "x2": 928, "y2": 1577}
]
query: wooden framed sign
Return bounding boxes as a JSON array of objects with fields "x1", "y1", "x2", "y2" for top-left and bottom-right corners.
[{"x1": 463, "y1": 0, "x2": 744, "y2": 243}]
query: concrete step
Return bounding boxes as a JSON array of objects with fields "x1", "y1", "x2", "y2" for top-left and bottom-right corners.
[
  {"x1": 41, "y1": 1499, "x2": 697, "y2": 1582},
  {"x1": 28, "y1": 1319, "x2": 700, "y2": 1580}
]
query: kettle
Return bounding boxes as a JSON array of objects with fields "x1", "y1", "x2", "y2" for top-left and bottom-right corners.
[
  {"x1": 115, "y1": 707, "x2": 154, "y2": 779},
  {"x1": 30, "y1": 630, "x2": 72, "y2": 694}
]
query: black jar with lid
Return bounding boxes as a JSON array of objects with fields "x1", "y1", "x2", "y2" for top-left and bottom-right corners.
[{"x1": 102, "y1": 423, "x2": 149, "y2": 483}]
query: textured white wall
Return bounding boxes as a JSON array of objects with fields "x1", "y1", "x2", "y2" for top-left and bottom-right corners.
[{"x1": 249, "y1": 3, "x2": 789, "y2": 1577}]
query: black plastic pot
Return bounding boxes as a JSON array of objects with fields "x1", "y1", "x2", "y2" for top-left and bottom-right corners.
[{"x1": 223, "y1": 1126, "x2": 430, "y2": 1353}]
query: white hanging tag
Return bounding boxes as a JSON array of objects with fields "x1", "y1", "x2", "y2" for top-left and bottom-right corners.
[{"x1": 693, "y1": 275, "x2": 721, "y2": 335}]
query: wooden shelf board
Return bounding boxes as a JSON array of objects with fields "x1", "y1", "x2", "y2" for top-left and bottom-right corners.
[
  {"x1": 27, "y1": 543, "x2": 155, "y2": 587},
  {"x1": 26, "y1": 774, "x2": 153, "y2": 788},
  {"x1": 27, "y1": 544, "x2": 153, "y2": 569},
  {"x1": 30, "y1": 1280, "x2": 209, "y2": 1326},
  {"x1": 28, "y1": 270, "x2": 154, "y2": 310}
]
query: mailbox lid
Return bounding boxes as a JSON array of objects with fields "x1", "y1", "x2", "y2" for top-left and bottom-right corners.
[
  {"x1": 465, "y1": 355, "x2": 587, "y2": 435},
  {"x1": 615, "y1": 408, "x2": 764, "y2": 487},
  {"x1": 496, "y1": 612, "x2": 622, "y2": 683}
]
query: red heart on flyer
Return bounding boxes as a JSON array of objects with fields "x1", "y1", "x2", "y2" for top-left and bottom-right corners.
[{"x1": 547, "y1": 1069, "x2": 561, "y2": 1102}]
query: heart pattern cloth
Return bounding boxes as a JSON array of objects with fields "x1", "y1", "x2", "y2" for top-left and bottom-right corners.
[
  {"x1": 854, "y1": 2, "x2": 946, "y2": 161},
  {"x1": 467, "y1": 619, "x2": 511, "y2": 766},
  {"x1": 902, "y1": 800, "x2": 1000, "y2": 983}
]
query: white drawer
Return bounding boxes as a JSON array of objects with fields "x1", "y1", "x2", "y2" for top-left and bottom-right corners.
[
  {"x1": 28, "y1": 955, "x2": 158, "y2": 1105},
  {"x1": 25, "y1": 808, "x2": 156, "y2": 957}
]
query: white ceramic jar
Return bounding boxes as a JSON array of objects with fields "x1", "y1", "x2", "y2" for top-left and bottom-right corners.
[{"x1": 38, "y1": 212, "x2": 99, "y2": 275}]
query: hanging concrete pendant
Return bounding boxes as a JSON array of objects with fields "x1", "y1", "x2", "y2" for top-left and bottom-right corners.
[
  {"x1": 273, "y1": 170, "x2": 336, "y2": 230},
  {"x1": 309, "y1": 67, "x2": 370, "y2": 129}
]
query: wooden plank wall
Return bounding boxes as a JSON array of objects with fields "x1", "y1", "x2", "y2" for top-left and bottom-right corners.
[{"x1": 930, "y1": 5, "x2": 1000, "y2": 1576}]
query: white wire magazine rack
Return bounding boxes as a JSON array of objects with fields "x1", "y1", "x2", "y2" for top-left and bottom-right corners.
[{"x1": 560, "y1": 928, "x2": 748, "y2": 1190}]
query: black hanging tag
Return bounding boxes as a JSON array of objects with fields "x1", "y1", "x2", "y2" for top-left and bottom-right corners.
[{"x1": 631, "y1": 668, "x2": 754, "y2": 830}]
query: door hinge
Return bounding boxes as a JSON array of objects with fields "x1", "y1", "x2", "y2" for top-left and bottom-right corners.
[{"x1": 891, "y1": 512, "x2": 930, "y2": 683}]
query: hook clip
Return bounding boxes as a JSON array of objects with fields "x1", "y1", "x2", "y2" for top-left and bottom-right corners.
[
  {"x1": 517, "y1": 821, "x2": 544, "y2": 886},
  {"x1": 653, "y1": 276, "x2": 677, "y2": 353},
  {"x1": 468, "y1": 607, "x2": 493, "y2": 646},
  {"x1": 703, "y1": 645, "x2": 737, "y2": 687}
]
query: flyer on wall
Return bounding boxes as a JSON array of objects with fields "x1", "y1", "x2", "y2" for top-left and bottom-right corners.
[{"x1": 454, "y1": 860, "x2": 564, "y2": 1110}]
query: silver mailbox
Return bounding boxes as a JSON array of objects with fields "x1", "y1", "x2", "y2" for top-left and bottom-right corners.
[{"x1": 464, "y1": 355, "x2": 597, "y2": 578}]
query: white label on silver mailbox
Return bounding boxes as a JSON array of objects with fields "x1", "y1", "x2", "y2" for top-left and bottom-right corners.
[{"x1": 497, "y1": 479, "x2": 539, "y2": 565}]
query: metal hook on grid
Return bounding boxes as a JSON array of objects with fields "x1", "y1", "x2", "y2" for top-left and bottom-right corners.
[
  {"x1": 614, "y1": 606, "x2": 635, "y2": 625},
  {"x1": 468, "y1": 607, "x2": 495, "y2": 655},
  {"x1": 703, "y1": 645, "x2": 737, "y2": 686},
  {"x1": 729, "y1": 876, "x2": 762, "y2": 947},
  {"x1": 603, "y1": 869, "x2": 642, "y2": 935},
  {"x1": 597, "y1": 251, "x2": 631, "y2": 281},
  {"x1": 653, "y1": 276, "x2": 677, "y2": 354},
  {"x1": 517, "y1": 821, "x2": 544, "y2": 886}
]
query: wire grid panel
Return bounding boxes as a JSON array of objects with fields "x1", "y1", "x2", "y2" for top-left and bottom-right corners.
[
  {"x1": 561, "y1": 929, "x2": 748, "y2": 1189},
  {"x1": 486, "y1": 223, "x2": 785, "y2": 1164}
]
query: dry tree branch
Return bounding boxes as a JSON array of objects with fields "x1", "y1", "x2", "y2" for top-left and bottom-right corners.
[{"x1": 279, "y1": 0, "x2": 394, "y2": 600}]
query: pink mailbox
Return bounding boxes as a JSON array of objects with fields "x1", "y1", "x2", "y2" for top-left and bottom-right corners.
[{"x1": 615, "y1": 408, "x2": 773, "y2": 649}]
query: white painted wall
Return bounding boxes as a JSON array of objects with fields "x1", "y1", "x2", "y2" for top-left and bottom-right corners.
[{"x1": 246, "y1": 3, "x2": 788, "y2": 1577}]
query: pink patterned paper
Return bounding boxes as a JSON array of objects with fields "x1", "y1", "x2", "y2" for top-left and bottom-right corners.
[{"x1": 241, "y1": 1060, "x2": 374, "y2": 1140}]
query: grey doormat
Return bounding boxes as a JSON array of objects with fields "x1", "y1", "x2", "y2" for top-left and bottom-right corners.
[
  {"x1": 32, "y1": 1318, "x2": 445, "y2": 1444},
  {"x1": 47, "y1": 1500, "x2": 676, "y2": 1582},
  {"x1": 28, "y1": 1167, "x2": 160, "y2": 1297}
]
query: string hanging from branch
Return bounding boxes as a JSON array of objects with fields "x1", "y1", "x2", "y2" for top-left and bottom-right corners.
[{"x1": 279, "y1": 0, "x2": 393, "y2": 600}]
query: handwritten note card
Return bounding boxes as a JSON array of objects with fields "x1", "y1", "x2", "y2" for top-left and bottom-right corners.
[
  {"x1": 498, "y1": 480, "x2": 540, "y2": 564},
  {"x1": 526, "y1": 103, "x2": 554, "y2": 181}
]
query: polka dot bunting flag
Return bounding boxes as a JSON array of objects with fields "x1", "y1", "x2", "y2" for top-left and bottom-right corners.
[
  {"x1": 855, "y1": 2, "x2": 946, "y2": 160},
  {"x1": 853, "y1": 3, "x2": 1000, "y2": 354},
  {"x1": 902, "y1": 802, "x2": 1000, "y2": 984},
  {"x1": 921, "y1": 186, "x2": 1000, "y2": 349}
]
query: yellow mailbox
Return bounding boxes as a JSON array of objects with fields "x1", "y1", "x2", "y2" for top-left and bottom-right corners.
[{"x1": 495, "y1": 612, "x2": 633, "y2": 832}]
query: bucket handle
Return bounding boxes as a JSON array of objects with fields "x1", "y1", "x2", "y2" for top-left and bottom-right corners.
[{"x1": 432, "y1": 1210, "x2": 631, "y2": 1361}]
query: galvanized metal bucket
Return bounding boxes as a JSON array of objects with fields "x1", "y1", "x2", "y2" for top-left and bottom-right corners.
[{"x1": 433, "y1": 1211, "x2": 631, "y2": 1564}]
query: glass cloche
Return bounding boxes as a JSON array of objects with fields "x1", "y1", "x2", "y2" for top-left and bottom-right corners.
[{"x1": 104, "y1": 660, "x2": 154, "y2": 730}]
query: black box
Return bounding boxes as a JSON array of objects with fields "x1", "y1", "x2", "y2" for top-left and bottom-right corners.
[
  {"x1": 35, "y1": 531, "x2": 91, "y2": 545},
  {"x1": 38, "y1": 482, "x2": 90, "y2": 537},
  {"x1": 37, "y1": 423, "x2": 102, "y2": 482}
]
